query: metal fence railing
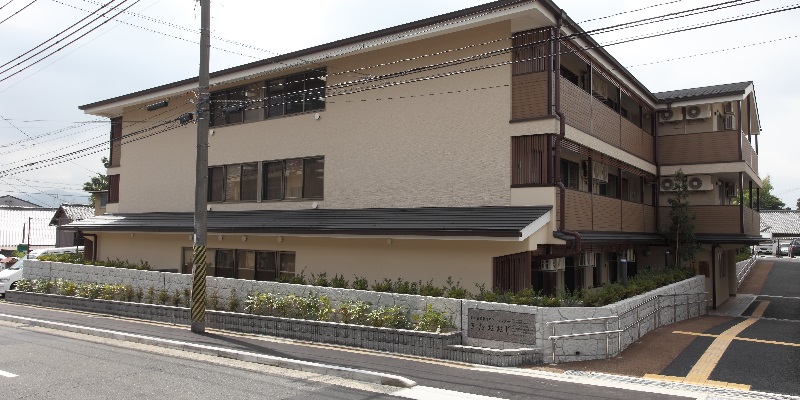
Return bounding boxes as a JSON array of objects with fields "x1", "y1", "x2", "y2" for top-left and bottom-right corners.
[{"x1": 547, "y1": 292, "x2": 709, "y2": 364}]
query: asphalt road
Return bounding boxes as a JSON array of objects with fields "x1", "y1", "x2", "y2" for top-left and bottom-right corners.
[
  {"x1": 661, "y1": 258, "x2": 800, "y2": 396},
  {"x1": 0, "y1": 322, "x2": 405, "y2": 400},
  {"x1": 0, "y1": 302, "x2": 694, "y2": 400}
]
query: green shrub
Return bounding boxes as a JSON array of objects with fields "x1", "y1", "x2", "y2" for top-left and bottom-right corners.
[
  {"x1": 338, "y1": 300, "x2": 371, "y2": 325},
  {"x1": 144, "y1": 287, "x2": 156, "y2": 304},
  {"x1": 368, "y1": 305, "x2": 410, "y2": 329},
  {"x1": 157, "y1": 289, "x2": 169, "y2": 305},
  {"x1": 207, "y1": 289, "x2": 221, "y2": 310},
  {"x1": 444, "y1": 277, "x2": 469, "y2": 299},
  {"x1": 170, "y1": 290, "x2": 182, "y2": 307},
  {"x1": 412, "y1": 304, "x2": 453, "y2": 333},
  {"x1": 77, "y1": 283, "x2": 102, "y2": 299},
  {"x1": 227, "y1": 289, "x2": 240, "y2": 312},
  {"x1": 311, "y1": 272, "x2": 329, "y2": 287},
  {"x1": 295, "y1": 292, "x2": 333, "y2": 321},
  {"x1": 31, "y1": 279, "x2": 54, "y2": 294},
  {"x1": 351, "y1": 276, "x2": 368, "y2": 291},
  {"x1": 122, "y1": 285, "x2": 136, "y2": 302},
  {"x1": 371, "y1": 278, "x2": 394, "y2": 292},
  {"x1": 419, "y1": 280, "x2": 444, "y2": 297},
  {"x1": 183, "y1": 288, "x2": 191, "y2": 307},
  {"x1": 330, "y1": 274, "x2": 349, "y2": 288},
  {"x1": 244, "y1": 292, "x2": 276, "y2": 315},
  {"x1": 55, "y1": 279, "x2": 77, "y2": 296},
  {"x1": 14, "y1": 278, "x2": 33, "y2": 292},
  {"x1": 135, "y1": 288, "x2": 145, "y2": 303},
  {"x1": 394, "y1": 278, "x2": 419, "y2": 295}
]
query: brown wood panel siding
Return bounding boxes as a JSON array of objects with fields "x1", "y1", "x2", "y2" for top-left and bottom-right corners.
[
  {"x1": 743, "y1": 206, "x2": 759, "y2": 235},
  {"x1": 513, "y1": 28, "x2": 552, "y2": 75},
  {"x1": 109, "y1": 116, "x2": 122, "y2": 167},
  {"x1": 643, "y1": 205, "x2": 656, "y2": 233},
  {"x1": 621, "y1": 201, "x2": 644, "y2": 232},
  {"x1": 742, "y1": 133, "x2": 758, "y2": 174},
  {"x1": 592, "y1": 196, "x2": 622, "y2": 231},
  {"x1": 658, "y1": 205, "x2": 741, "y2": 234},
  {"x1": 512, "y1": 73, "x2": 549, "y2": 120},
  {"x1": 564, "y1": 189, "x2": 592, "y2": 231},
  {"x1": 591, "y1": 98, "x2": 621, "y2": 147},
  {"x1": 658, "y1": 131, "x2": 740, "y2": 165},
  {"x1": 620, "y1": 119, "x2": 655, "y2": 163},
  {"x1": 493, "y1": 251, "x2": 532, "y2": 292},
  {"x1": 560, "y1": 77, "x2": 592, "y2": 134},
  {"x1": 108, "y1": 174, "x2": 120, "y2": 204},
  {"x1": 512, "y1": 135, "x2": 551, "y2": 186}
]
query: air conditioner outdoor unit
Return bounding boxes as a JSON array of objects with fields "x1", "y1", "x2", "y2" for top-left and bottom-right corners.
[
  {"x1": 724, "y1": 114, "x2": 735, "y2": 130},
  {"x1": 687, "y1": 175, "x2": 713, "y2": 191},
  {"x1": 622, "y1": 249, "x2": 636, "y2": 262},
  {"x1": 592, "y1": 161, "x2": 609, "y2": 182},
  {"x1": 577, "y1": 252, "x2": 597, "y2": 267},
  {"x1": 686, "y1": 104, "x2": 711, "y2": 119},
  {"x1": 660, "y1": 177, "x2": 678, "y2": 191},
  {"x1": 660, "y1": 108, "x2": 683, "y2": 122},
  {"x1": 540, "y1": 258, "x2": 565, "y2": 271},
  {"x1": 723, "y1": 102, "x2": 734, "y2": 114},
  {"x1": 725, "y1": 182, "x2": 737, "y2": 197}
]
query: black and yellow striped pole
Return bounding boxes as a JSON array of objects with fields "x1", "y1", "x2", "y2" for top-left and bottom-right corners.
[{"x1": 191, "y1": 0, "x2": 210, "y2": 334}]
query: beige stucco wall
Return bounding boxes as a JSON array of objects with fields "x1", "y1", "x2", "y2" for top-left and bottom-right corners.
[
  {"x1": 96, "y1": 231, "x2": 544, "y2": 290},
  {"x1": 111, "y1": 22, "x2": 558, "y2": 214}
]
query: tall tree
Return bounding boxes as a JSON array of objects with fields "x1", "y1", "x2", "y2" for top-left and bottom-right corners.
[
  {"x1": 736, "y1": 175, "x2": 785, "y2": 210},
  {"x1": 663, "y1": 170, "x2": 701, "y2": 267},
  {"x1": 83, "y1": 157, "x2": 109, "y2": 205},
  {"x1": 796, "y1": 197, "x2": 799, "y2": 211}
]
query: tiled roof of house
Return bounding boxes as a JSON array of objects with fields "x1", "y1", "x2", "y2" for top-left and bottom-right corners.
[
  {"x1": 0, "y1": 206, "x2": 57, "y2": 248},
  {"x1": 65, "y1": 206, "x2": 552, "y2": 239},
  {"x1": 49, "y1": 204, "x2": 95, "y2": 226},
  {"x1": 760, "y1": 210, "x2": 800, "y2": 235},
  {"x1": 653, "y1": 82, "x2": 752, "y2": 103}
]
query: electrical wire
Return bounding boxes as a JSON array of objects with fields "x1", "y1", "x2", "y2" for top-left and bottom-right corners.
[
  {"x1": 578, "y1": 0, "x2": 686, "y2": 24},
  {"x1": 0, "y1": 0, "x2": 35, "y2": 25},
  {"x1": 0, "y1": 0, "x2": 143, "y2": 83},
  {"x1": 0, "y1": 0, "x2": 16, "y2": 11}
]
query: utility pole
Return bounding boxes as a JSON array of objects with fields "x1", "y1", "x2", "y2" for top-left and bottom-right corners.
[{"x1": 191, "y1": 0, "x2": 210, "y2": 334}]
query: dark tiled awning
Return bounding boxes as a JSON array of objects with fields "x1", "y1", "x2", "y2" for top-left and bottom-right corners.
[{"x1": 66, "y1": 206, "x2": 553, "y2": 240}]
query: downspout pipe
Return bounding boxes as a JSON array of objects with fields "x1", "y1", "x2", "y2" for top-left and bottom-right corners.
[
  {"x1": 554, "y1": 12, "x2": 581, "y2": 255},
  {"x1": 711, "y1": 244, "x2": 717, "y2": 310}
]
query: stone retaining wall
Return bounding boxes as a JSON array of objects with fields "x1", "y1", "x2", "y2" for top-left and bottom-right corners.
[{"x1": 22, "y1": 260, "x2": 706, "y2": 364}]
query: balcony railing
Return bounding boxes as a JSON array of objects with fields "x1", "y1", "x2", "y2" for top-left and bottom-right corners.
[
  {"x1": 658, "y1": 205, "x2": 760, "y2": 235},
  {"x1": 562, "y1": 189, "x2": 656, "y2": 233},
  {"x1": 658, "y1": 131, "x2": 758, "y2": 175}
]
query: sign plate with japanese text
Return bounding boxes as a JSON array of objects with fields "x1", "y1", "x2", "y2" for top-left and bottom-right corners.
[{"x1": 467, "y1": 308, "x2": 536, "y2": 344}]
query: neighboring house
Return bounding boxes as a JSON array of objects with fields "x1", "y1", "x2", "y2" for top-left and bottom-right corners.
[
  {"x1": 0, "y1": 195, "x2": 41, "y2": 208},
  {"x1": 71, "y1": 0, "x2": 763, "y2": 308},
  {"x1": 759, "y1": 210, "x2": 800, "y2": 248},
  {"x1": 0, "y1": 206, "x2": 57, "y2": 252},
  {"x1": 85, "y1": 190, "x2": 109, "y2": 216},
  {"x1": 49, "y1": 204, "x2": 94, "y2": 247}
]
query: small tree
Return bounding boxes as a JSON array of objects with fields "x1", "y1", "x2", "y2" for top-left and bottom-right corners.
[
  {"x1": 663, "y1": 170, "x2": 701, "y2": 267},
  {"x1": 83, "y1": 157, "x2": 109, "y2": 205}
]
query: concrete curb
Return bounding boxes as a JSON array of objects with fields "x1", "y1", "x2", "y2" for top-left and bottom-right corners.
[{"x1": 0, "y1": 313, "x2": 416, "y2": 388}]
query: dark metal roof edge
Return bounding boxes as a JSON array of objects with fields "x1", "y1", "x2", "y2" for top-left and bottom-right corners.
[
  {"x1": 78, "y1": 0, "x2": 531, "y2": 111},
  {"x1": 653, "y1": 82, "x2": 753, "y2": 103}
]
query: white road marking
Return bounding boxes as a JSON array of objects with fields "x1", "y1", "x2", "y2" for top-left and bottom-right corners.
[
  {"x1": 0, "y1": 369, "x2": 17, "y2": 378},
  {"x1": 392, "y1": 386, "x2": 506, "y2": 400}
]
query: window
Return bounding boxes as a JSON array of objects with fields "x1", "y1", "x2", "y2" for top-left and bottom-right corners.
[
  {"x1": 263, "y1": 157, "x2": 324, "y2": 201},
  {"x1": 109, "y1": 117, "x2": 122, "y2": 167},
  {"x1": 215, "y1": 250, "x2": 235, "y2": 278},
  {"x1": 208, "y1": 163, "x2": 258, "y2": 202},
  {"x1": 560, "y1": 159, "x2": 579, "y2": 190},
  {"x1": 237, "y1": 250, "x2": 255, "y2": 280},
  {"x1": 210, "y1": 69, "x2": 326, "y2": 127},
  {"x1": 108, "y1": 174, "x2": 120, "y2": 203},
  {"x1": 254, "y1": 251, "x2": 295, "y2": 281}
]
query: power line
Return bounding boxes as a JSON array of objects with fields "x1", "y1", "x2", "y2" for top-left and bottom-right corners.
[
  {"x1": 627, "y1": 34, "x2": 800, "y2": 68},
  {"x1": 0, "y1": 0, "x2": 143, "y2": 83},
  {"x1": 0, "y1": 0, "x2": 35, "y2": 25},
  {"x1": 0, "y1": 0, "x2": 17, "y2": 11},
  {"x1": 578, "y1": 0, "x2": 686, "y2": 24}
]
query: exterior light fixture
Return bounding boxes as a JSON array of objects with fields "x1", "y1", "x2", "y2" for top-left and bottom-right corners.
[{"x1": 146, "y1": 100, "x2": 169, "y2": 111}]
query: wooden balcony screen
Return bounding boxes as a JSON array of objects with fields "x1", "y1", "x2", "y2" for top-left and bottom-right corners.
[
  {"x1": 493, "y1": 251, "x2": 532, "y2": 293},
  {"x1": 659, "y1": 131, "x2": 739, "y2": 166},
  {"x1": 558, "y1": 77, "x2": 654, "y2": 163},
  {"x1": 562, "y1": 189, "x2": 655, "y2": 233},
  {"x1": 108, "y1": 174, "x2": 120, "y2": 204},
  {"x1": 741, "y1": 133, "x2": 758, "y2": 174},
  {"x1": 658, "y1": 205, "x2": 756, "y2": 235},
  {"x1": 512, "y1": 72, "x2": 549, "y2": 120},
  {"x1": 511, "y1": 134, "x2": 551, "y2": 186}
]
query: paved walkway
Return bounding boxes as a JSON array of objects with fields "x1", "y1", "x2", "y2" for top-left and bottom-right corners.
[{"x1": 531, "y1": 258, "x2": 800, "y2": 397}]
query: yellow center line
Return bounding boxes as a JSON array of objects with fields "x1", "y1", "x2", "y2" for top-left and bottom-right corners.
[{"x1": 683, "y1": 300, "x2": 769, "y2": 384}]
